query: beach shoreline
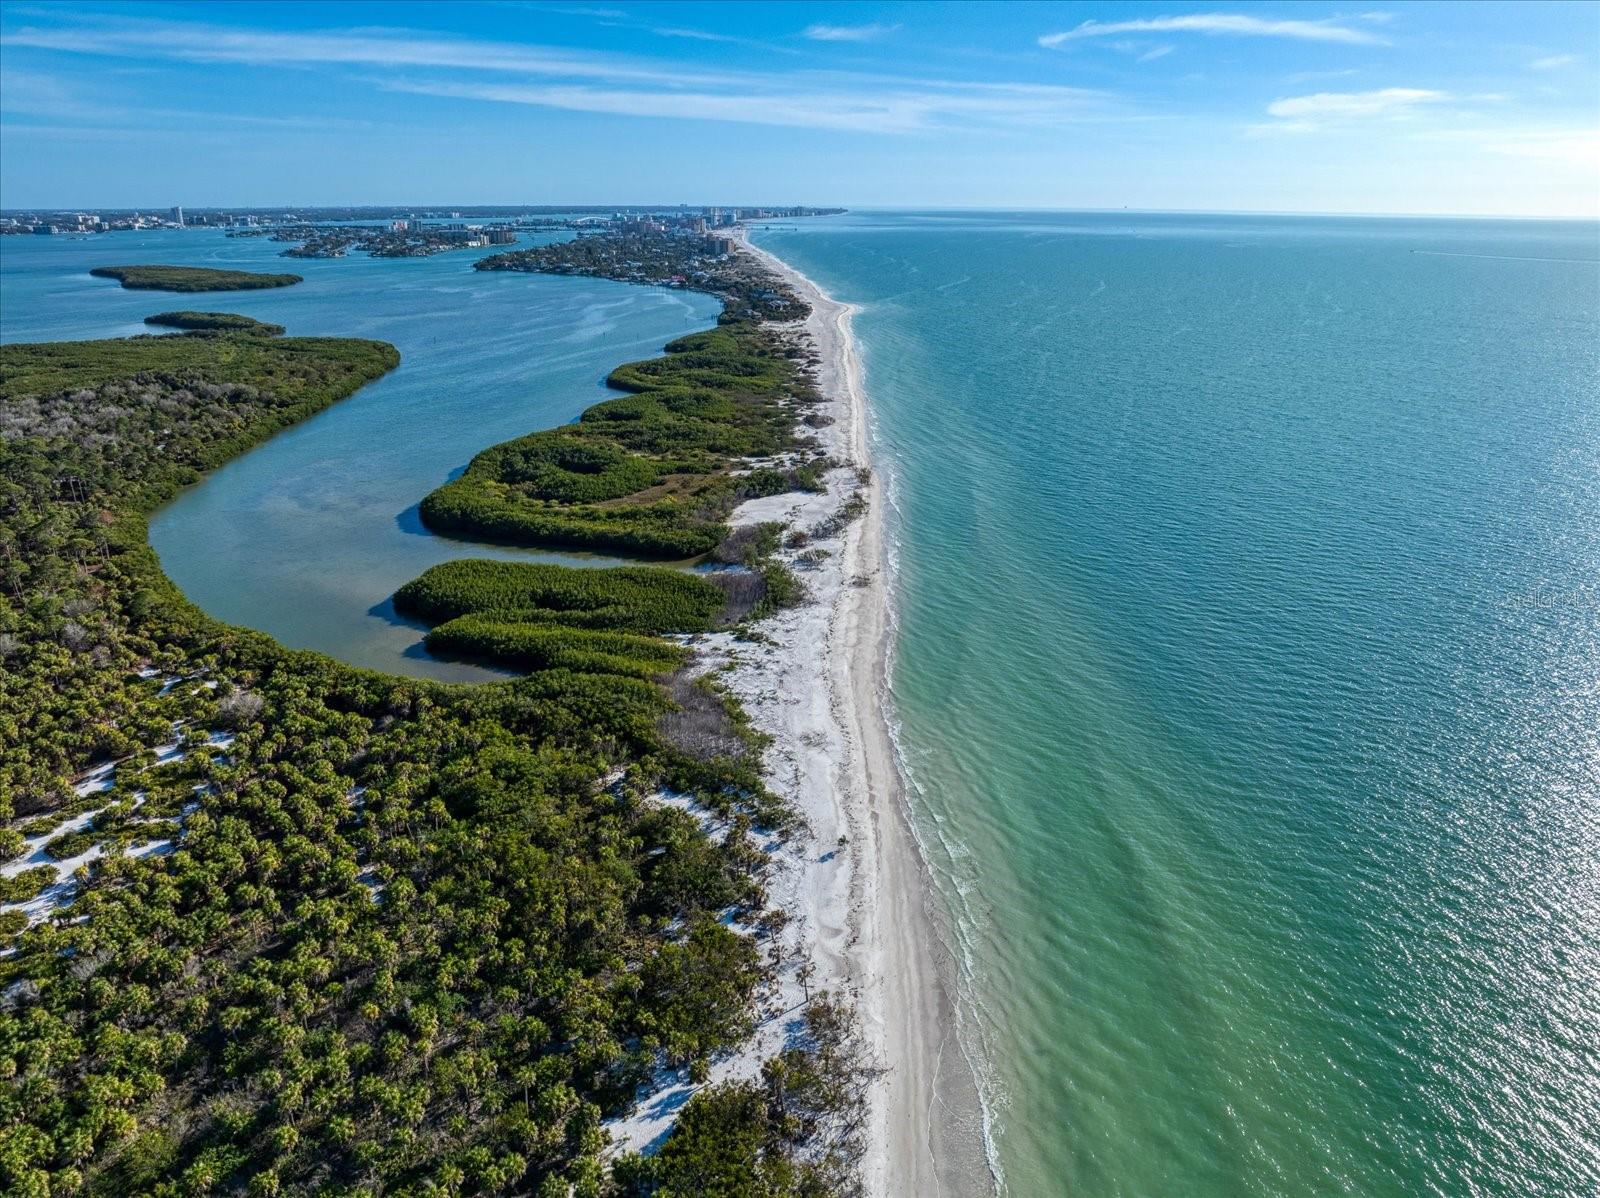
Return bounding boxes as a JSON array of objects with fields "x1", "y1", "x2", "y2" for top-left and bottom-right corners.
[
  {"x1": 735, "y1": 235, "x2": 993, "y2": 1196},
  {"x1": 601, "y1": 232, "x2": 991, "y2": 1194}
]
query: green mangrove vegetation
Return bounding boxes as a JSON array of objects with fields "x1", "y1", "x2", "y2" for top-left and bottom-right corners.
[
  {"x1": 395, "y1": 560, "x2": 729, "y2": 633},
  {"x1": 426, "y1": 617, "x2": 689, "y2": 678},
  {"x1": 392, "y1": 557, "x2": 783, "y2": 684},
  {"x1": 424, "y1": 225, "x2": 823, "y2": 562},
  {"x1": 406, "y1": 226, "x2": 824, "y2": 691},
  {"x1": 1, "y1": 303, "x2": 862, "y2": 1193},
  {"x1": 143, "y1": 311, "x2": 286, "y2": 335},
  {"x1": 418, "y1": 323, "x2": 825, "y2": 559},
  {"x1": 88, "y1": 265, "x2": 303, "y2": 292}
]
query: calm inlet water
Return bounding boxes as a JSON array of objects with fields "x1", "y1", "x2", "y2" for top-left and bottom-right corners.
[
  {"x1": 751, "y1": 214, "x2": 1600, "y2": 1197},
  {"x1": 0, "y1": 227, "x2": 719, "y2": 680}
]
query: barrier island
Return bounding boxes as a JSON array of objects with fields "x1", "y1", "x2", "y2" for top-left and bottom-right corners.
[
  {"x1": 89, "y1": 264, "x2": 303, "y2": 291},
  {"x1": 1, "y1": 261, "x2": 870, "y2": 1190}
]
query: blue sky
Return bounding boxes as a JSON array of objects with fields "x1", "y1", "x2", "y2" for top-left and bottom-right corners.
[{"x1": 1, "y1": 1, "x2": 1595, "y2": 215}]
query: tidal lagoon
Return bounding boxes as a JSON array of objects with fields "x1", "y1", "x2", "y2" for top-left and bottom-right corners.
[{"x1": 0, "y1": 227, "x2": 719, "y2": 680}]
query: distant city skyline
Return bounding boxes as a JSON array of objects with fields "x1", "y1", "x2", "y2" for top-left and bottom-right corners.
[{"x1": 1, "y1": 1, "x2": 1596, "y2": 217}]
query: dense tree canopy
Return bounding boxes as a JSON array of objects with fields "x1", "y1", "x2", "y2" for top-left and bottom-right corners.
[{"x1": 1, "y1": 302, "x2": 862, "y2": 1194}]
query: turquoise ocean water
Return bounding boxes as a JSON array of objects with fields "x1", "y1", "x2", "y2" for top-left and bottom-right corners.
[
  {"x1": 4, "y1": 213, "x2": 1597, "y2": 1195},
  {"x1": 750, "y1": 213, "x2": 1599, "y2": 1197}
]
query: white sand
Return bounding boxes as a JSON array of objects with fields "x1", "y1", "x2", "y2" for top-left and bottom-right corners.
[
  {"x1": 606, "y1": 237, "x2": 991, "y2": 1193},
  {"x1": 3, "y1": 711, "x2": 227, "y2": 931}
]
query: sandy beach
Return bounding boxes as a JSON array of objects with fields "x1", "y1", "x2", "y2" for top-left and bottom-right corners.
[
  {"x1": 753, "y1": 236, "x2": 992, "y2": 1197},
  {"x1": 606, "y1": 235, "x2": 991, "y2": 1193}
]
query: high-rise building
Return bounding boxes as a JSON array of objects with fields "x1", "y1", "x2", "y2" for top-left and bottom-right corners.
[{"x1": 170, "y1": 206, "x2": 185, "y2": 227}]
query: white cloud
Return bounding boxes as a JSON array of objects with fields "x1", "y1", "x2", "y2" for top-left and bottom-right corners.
[
  {"x1": 1040, "y1": 13, "x2": 1386, "y2": 48},
  {"x1": 1266, "y1": 87, "x2": 1446, "y2": 119},
  {"x1": 1106, "y1": 39, "x2": 1175, "y2": 61},
  {"x1": 1283, "y1": 68, "x2": 1361, "y2": 83},
  {"x1": 0, "y1": 14, "x2": 1119, "y2": 135},
  {"x1": 802, "y1": 23, "x2": 899, "y2": 43},
  {"x1": 0, "y1": 66, "x2": 363, "y2": 128},
  {"x1": 650, "y1": 27, "x2": 746, "y2": 44},
  {"x1": 1531, "y1": 54, "x2": 1579, "y2": 71},
  {"x1": 379, "y1": 75, "x2": 1109, "y2": 134},
  {"x1": 1480, "y1": 129, "x2": 1600, "y2": 168},
  {"x1": 380, "y1": 78, "x2": 901, "y2": 132},
  {"x1": 0, "y1": 21, "x2": 714, "y2": 86}
]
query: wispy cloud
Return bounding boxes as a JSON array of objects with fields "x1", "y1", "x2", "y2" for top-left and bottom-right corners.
[
  {"x1": 0, "y1": 12, "x2": 1115, "y2": 136},
  {"x1": 803, "y1": 23, "x2": 900, "y2": 43},
  {"x1": 1040, "y1": 13, "x2": 1387, "y2": 48},
  {"x1": 649, "y1": 26, "x2": 745, "y2": 44},
  {"x1": 1138, "y1": 45, "x2": 1175, "y2": 63},
  {"x1": 1413, "y1": 123, "x2": 1600, "y2": 170},
  {"x1": 0, "y1": 65, "x2": 365, "y2": 128},
  {"x1": 1531, "y1": 54, "x2": 1578, "y2": 71},
  {"x1": 0, "y1": 20, "x2": 712, "y2": 85},
  {"x1": 546, "y1": 3, "x2": 801, "y2": 55},
  {"x1": 1266, "y1": 87, "x2": 1446, "y2": 119},
  {"x1": 378, "y1": 75, "x2": 1111, "y2": 134},
  {"x1": 1478, "y1": 128, "x2": 1599, "y2": 168},
  {"x1": 1283, "y1": 67, "x2": 1361, "y2": 84}
]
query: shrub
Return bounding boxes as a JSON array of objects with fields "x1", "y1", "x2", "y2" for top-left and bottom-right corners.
[
  {"x1": 0, "y1": 865, "x2": 56, "y2": 903},
  {"x1": 215, "y1": 690, "x2": 265, "y2": 728},
  {"x1": 712, "y1": 523, "x2": 782, "y2": 567}
]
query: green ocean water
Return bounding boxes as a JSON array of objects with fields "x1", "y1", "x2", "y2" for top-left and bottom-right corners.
[{"x1": 750, "y1": 213, "x2": 1600, "y2": 1197}]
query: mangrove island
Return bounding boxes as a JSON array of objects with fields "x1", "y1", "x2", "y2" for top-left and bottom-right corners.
[{"x1": 89, "y1": 264, "x2": 303, "y2": 292}]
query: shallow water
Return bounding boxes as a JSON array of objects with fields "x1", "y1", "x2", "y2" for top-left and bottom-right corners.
[
  {"x1": 752, "y1": 213, "x2": 1600, "y2": 1197},
  {"x1": 0, "y1": 227, "x2": 719, "y2": 680}
]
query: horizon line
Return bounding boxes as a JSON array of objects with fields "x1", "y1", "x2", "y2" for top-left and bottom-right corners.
[{"x1": 4, "y1": 203, "x2": 1597, "y2": 223}]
